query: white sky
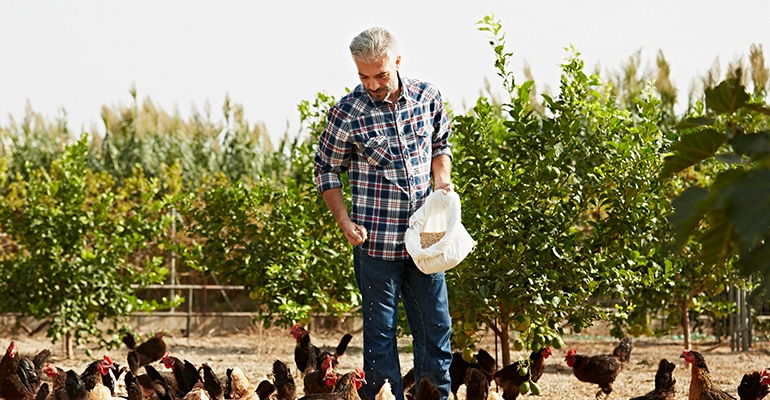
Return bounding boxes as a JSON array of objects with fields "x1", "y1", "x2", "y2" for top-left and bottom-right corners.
[{"x1": 2, "y1": 1, "x2": 769, "y2": 144}]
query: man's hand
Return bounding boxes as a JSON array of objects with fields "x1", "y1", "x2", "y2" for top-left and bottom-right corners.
[{"x1": 343, "y1": 223, "x2": 368, "y2": 246}]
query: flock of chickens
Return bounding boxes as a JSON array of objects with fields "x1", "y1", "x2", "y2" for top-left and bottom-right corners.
[{"x1": 0, "y1": 327, "x2": 769, "y2": 400}]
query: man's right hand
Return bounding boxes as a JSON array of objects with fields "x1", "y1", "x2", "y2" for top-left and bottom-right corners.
[{"x1": 344, "y1": 223, "x2": 368, "y2": 246}]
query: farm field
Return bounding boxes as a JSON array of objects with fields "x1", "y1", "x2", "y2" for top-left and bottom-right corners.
[{"x1": 4, "y1": 323, "x2": 770, "y2": 400}]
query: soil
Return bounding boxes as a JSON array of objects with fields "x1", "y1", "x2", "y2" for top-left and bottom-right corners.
[{"x1": 4, "y1": 323, "x2": 770, "y2": 400}]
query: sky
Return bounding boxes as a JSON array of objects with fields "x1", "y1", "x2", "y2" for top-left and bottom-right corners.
[{"x1": 2, "y1": 1, "x2": 770, "y2": 145}]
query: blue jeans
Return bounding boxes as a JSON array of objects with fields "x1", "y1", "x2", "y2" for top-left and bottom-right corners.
[{"x1": 353, "y1": 246, "x2": 453, "y2": 400}]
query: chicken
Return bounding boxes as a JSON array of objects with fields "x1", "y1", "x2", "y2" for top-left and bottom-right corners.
[
  {"x1": 138, "y1": 365, "x2": 174, "y2": 400},
  {"x1": 628, "y1": 358, "x2": 676, "y2": 400},
  {"x1": 738, "y1": 369, "x2": 770, "y2": 400},
  {"x1": 44, "y1": 364, "x2": 66, "y2": 392},
  {"x1": 123, "y1": 371, "x2": 143, "y2": 400},
  {"x1": 88, "y1": 371, "x2": 115, "y2": 400},
  {"x1": 415, "y1": 378, "x2": 440, "y2": 400},
  {"x1": 374, "y1": 379, "x2": 395, "y2": 400},
  {"x1": 182, "y1": 381, "x2": 211, "y2": 400},
  {"x1": 123, "y1": 332, "x2": 167, "y2": 375},
  {"x1": 493, "y1": 347, "x2": 551, "y2": 400},
  {"x1": 296, "y1": 368, "x2": 365, "y2": 400},
  {"x1": 272, "y1": 359, "x2": 297, "y2": 400},
  {"x1": 291, "y1": 325, "x2": 353, "y2": 373},
  {"x1": 255, "y1": 380, "x2": 275, "y2": 400},
  {"x1": 80, "y1": 356, "x2": 115, "y2": 395},
  {"x1": 680, "y1": 349, "x2": 736, "y2": 400},
  {"x1": 36, "y1": 383, "x2": 51, "y2": 400},
  {"x1": 198, "y1": 364, "x2": 224, "y2": 400},
  {"x1": 303, "y1": 355, "x2": 337, "y2": 395},
  {"x1": 227, "y1": 367, "x2": 257, "y2": 400},
  {"x1": 446, "y1": 348, "x2": 496, "y2": 400},
  {"x1": 564, "y1": 337, "x2": 633, "y2": 399},
  {"x1": 161, "y1": 352, "x2": 200, "y2": 398},
  {"x1": 57, "y1": 369, "x2": 88, "y2": 400},
  {"x1": 464, "y1": 368, "x2": 489, "y2": 400},
  {"x1": 0, "y1": 342, "x2": 50, "y2": 400}
]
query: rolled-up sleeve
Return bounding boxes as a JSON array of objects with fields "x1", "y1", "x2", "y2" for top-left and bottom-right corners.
[
  {"x1": 314, "y1": 106, "x2": 351, "y2": 194},
  {"x1": 431, "y1": 95, "x2": 452, "y2": 160}
]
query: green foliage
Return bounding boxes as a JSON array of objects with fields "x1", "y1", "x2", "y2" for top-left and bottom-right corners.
[
  {"x1": 0, "y1": 135, "x2": 175, "y2": 347},
  {"x1": 448, "y1": 17, "x2": 675, "y2": 361},
  {"x1": 181, "y1": 93, "x2": 359, "y2": 326},
  {"x1": 664, "y1": 75, "x2": 770, "y2": 294}
]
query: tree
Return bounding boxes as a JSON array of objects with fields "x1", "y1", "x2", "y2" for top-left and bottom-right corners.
[
  {"x1": 448, "y1": 16, "x2": 674, "y2": 365},
  {"x1": 0, "y1": 134, "x2": 175, "y2": 356}
]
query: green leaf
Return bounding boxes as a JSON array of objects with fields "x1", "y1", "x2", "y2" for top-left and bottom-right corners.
[
  {"x1": 668, "y1": 187, "x2": 710, "y2": 243},
  {"x1": 725, "y1": 170, "x2": 770, "y2": 249},
  {"x1": 697, "y1": 213, "x2": 733, "y2": 267},
  {"x1": 675, "y1": 117, "x2": 715, "y2": 131},
  {"x1": 660, "y1": 129, "x2": 727, "y2": 177},
  {"x1": 704, "y1": 78, "x2": 750, "y2": 115}
]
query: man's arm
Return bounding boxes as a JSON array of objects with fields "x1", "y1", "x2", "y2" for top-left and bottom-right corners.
[
  {"x1": 432, "y1": 154, "x2": 452, "y2": 193},
  {"x1": 321, "y1": 187, "x2": 368, "y2": 246}
]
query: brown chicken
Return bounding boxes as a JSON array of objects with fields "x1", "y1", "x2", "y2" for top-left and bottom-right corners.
[
  {"x1": 54, "y1": 369, "x2": 88, "y2": 400},
  {"x1": 161, "y1": 352, "x2": 200, "y2": 399},
  {"x1": 374, "y1": 379, "x2": 395, "y2": 400},
  {"x1": 303, "y1": 355, "x2": 337, "y2": 395},
  {"x1": 291, "y1": 325, "x2": 353, "y2": 374},
  {"x1": 0, "y1": 342, "x2": 50, "y2": 400},
  {"x1": 182, "y1": 381, "x2": 212, "y2": 400},
  {"x1": 564, "y1": 337, "x2": 633, "y2": 399},
  {"x1": 198, "y1": 364, "x2": 224, "y2": 400},
  {"x1": 628, "y1": 358, "x2": 676, "y2": 400},
  {"x1": 415, "y1": 378, "x2": 441, "y2": 400},
  {"x1": 80, "y1": 356, "x2": 114, "y2": 394},
  {"x1": 124, "y1": 371, "x2": 144, "y2": 400},
  {"x1": 123, "y1": 331, "x2": 167, "y2": 375},
  {"x1": 446, "y1": 349, "x2": 495, "y2": 399},
  {"x1": 227, "y1": 367, "x2": 257, "y2": 400},
  {"x1": 464, "y1": 368, "x2": 489, "y2": 400},
  {"x1": 681, "y1": 349, "x2": 736, "y2": 400},
  {"x1": 738, "y1": 369, "x2": 770, "y2": 400},
  {"x1": 296, "y1": 368, "x2": 365, "y2": 400},
  {"x1": 493, "y1": 347, "x2": 551, "y2": 400}
]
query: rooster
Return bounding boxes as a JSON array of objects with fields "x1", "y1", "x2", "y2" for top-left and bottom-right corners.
[
  {"x1": 681, "y1": 349, "x2": 736, "y2": 400},
  {"x1": 493, "y1": 347, "x2": 551, "y2": 400},
  {"x1": 564, "y1": 337, "x2": 633, "y2": 399},
  {"x1": 296, "y1": 368, "x2": 365, "y2": 400},
  {"x1": 303, "y1": 355, "x2": 337, "y2": 395},
  {"x1": 291, "y1": 324, "x2": 353, "y2": 373},
  {"x1": 628, "y1": 358, "x2": 676, "y2": 400},
  {"x1": 738, "y1": 369, "x2": 770, "y2": 400},
  {"x1": 0, "y1": 342, "x2": 50, "y2": 400},
  {"x1": 123, "y1": 332, "x2": 167, "y2": 375}
]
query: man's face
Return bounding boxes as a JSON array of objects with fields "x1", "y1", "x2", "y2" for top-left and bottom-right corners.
[{"x1": 355, "y1": 53, "x2": 401, "y2": 103}]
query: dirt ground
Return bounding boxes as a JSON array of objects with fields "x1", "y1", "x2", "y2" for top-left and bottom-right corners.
[{"x1": 4, "y1": 323, "x2": 770, "y2": 400}]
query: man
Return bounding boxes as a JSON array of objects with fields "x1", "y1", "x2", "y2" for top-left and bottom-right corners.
[{"x1": 314, "y1": 27, "x2": 453, "y2": 400}]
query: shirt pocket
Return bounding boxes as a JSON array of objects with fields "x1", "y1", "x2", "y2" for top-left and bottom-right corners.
[{"x1": 354, "y1": 131, "x2": 392, "y2": 168}]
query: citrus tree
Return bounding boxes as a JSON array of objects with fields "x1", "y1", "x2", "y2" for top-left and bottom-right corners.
[
  {"x1": 448, "y1": 16, "x2": 676, "y2": 365},
  {"x1": 0, "y1": 135, "x2": 176, "y2": 355},
  {"x1": 181, "y1": 93, "x2": 359, "y2": 327}
]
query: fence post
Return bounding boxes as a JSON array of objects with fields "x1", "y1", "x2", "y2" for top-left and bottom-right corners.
[{"x1": 187, "y1": 287, "x2": 193, "y2": 338}]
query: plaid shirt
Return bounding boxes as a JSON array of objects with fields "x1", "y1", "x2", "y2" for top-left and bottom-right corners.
[{"x1": 314, "y1": 75, "x2": 452, "y2": 260}]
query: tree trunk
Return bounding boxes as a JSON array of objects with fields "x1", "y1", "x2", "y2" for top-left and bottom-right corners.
[
  {"x1": 65, "y1": 331, "x2": 72, "y2": 359},
  {"x1": 498, "y1": 321, "x2": 511, "y2": 366},
  {"x1": 680, "y1": 300, "x2": 691, "y2": 350}
]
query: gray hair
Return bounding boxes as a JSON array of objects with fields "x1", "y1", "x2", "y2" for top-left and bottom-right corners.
[{"x1": 349, "y1": 27, "x2": 399, "y2": 63}]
